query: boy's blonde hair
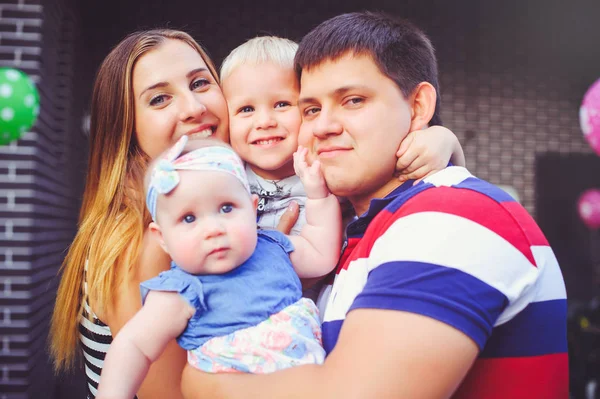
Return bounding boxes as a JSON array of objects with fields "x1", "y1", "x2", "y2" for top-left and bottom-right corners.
[{"x1": 220, "y1": 36, "x2": 298, "y2": 81}]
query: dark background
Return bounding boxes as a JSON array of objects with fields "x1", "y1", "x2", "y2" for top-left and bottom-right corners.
[
  {"x1": 77, "y1": 0, "x2": 600, "y2": 304},
  {"x1": 0, "y1": 0, "x2": 598, "y2": 397}
]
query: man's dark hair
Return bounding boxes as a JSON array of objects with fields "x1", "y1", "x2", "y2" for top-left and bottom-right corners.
[{"x1": 295, "y1": 11, "x2": 442, "y2": 126}]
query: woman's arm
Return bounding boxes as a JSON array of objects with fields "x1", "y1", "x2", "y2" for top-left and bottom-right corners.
[
  {"x1": 98, "y1": 291, "x2": 194, "y2": 399},
  {"x1": 395, "y1": 125, "x2": 466, "y2": 182},
  {"x1": 105, "y1": 228, "x2": 187, "y2": 399}
]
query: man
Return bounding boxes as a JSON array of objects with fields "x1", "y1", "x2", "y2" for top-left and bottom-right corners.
[{"x1": 182, "y1": 11, "x2": 568, "y2": 398}]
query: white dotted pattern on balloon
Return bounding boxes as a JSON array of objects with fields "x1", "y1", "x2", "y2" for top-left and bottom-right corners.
[
  {"x1": 580, "y1": 203, "x2": 592, "y2": 218},
  {"x1": 24, "y1": 94, "x2": 34, "y2": 107},
  {"x1": 0, "y1": 84, "x2": 12, "y2": 98},
  {"x1": 1, "y1": 107, "x2": 15, "y2": 121},
  {"x1": 579, "y1": 106, "x2": 591, "y2": 136},
  {"x1": 5, "y1": 70, "x2": 20, "y2": 81}
]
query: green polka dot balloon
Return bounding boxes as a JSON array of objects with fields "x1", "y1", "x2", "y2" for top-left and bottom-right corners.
[{"x1": 0, "y1": 67, "x2": 40, "y2": 145}]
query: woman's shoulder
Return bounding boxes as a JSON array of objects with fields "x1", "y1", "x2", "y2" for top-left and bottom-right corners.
[{"x1": 95, "y1": 230, "x2": 171, "y2": 330}]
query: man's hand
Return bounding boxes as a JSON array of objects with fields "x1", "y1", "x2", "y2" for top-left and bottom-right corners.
[{"x1": 180, "y1": 308, "x2": 479, "y2": 399}]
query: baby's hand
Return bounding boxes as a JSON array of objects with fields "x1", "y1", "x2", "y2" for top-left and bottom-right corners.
[
  {"x1": 294, "y1": 146, "x2": 330, "y2": 199},
  {"x1": 395, "y1": 126, "x2": 464, "y2": 183}
]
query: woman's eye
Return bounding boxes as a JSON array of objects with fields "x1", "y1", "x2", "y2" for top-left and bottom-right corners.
[
  {"x1": 149, "y1": 95, "x2": 167, "y2": 106},
  {"x1": 191, "y1": 78, "x2": 209, "y2": 90},
  {"x1": 275, "y1": 101, "x2": 291, "y2": 109},
  {"x1": 239, "y1": 106, "x2": 254, "y2": 113},
  {"x1": 220, "y1": 204, "x2": 234, "y2": 214},
  {"x1": 183, "y1": 214, "x2": 196, "y2": 223}
]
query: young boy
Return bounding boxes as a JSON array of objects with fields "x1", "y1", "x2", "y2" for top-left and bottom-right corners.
[
  {"x1": 183, "y1": 12, "x2": 568, "y2": 399},
  {"x1": 220, "y1": 36, "x2": 465, "y2": 235}
]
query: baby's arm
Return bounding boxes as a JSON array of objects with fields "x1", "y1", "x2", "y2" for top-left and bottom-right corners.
[
  {"x1": 96, "y1": 291, "x2": 194, "y2": 399},
  {"x1": 396, "y1": 125, "x2": 466, "y2": 182},
  {"x1": 287, "y1": 146, "x2": 342, "y2": 279}
]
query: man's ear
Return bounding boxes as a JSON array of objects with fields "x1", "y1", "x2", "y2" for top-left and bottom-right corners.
[
  {"x1": 149, "y1": 221, "x2": 169, "y2": 254},
  {"x1": 409, "y1": 82, "x2": 437, "y2": 132}
]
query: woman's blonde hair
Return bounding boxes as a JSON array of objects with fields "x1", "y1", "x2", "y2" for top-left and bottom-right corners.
[{"x1": 49, "y1": 29, "x2": 219, "y2": 371}]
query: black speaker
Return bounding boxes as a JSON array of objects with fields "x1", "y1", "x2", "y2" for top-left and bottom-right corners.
[{"x1": 536, "y1": 152, "x2": 600, "y2": 301}]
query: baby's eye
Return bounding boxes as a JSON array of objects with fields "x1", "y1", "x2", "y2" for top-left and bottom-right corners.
[
  {"x1": 239, "y1": 106, "x2": 254, "y2": 113},
  {"x1": 220, "y1": 204, "x2": 234, "y2": 214},
  {"x1": 274, "y1": 101, "x2": 291, "y2": 109},
  {"x1": 182, "y1": 214, "x2": 196, "y2": 223}
]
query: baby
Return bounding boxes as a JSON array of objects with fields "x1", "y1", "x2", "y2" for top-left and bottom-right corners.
[
  {"x1": 221, "y1": 36, "x2": 466, "y2": 235},
  {"x1": 96, "y1": 136, "x2": 341, "y2": 398}
]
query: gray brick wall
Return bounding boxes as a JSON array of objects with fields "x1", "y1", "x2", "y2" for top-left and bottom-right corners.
[
  {"x1": 0, "y1": 0, "x2": 86, "y2": 398},
  {"x1": 421, "y1": 1, "x2": 597, "y2": 216},
  {"x1": 442, "y1": 70, "x2": 594, "y2": 216}
]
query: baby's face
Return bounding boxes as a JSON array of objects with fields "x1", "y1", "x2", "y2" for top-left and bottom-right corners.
[
  {"x1": 222, "y1": 62, "x2": 301, "y2": 180},
  {"x1": 154, "y1": 170, "x2": 258, "y2": 275}
]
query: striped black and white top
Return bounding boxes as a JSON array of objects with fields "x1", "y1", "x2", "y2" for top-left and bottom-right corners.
[
  {"x1": 78, "y1": 262, "x2": 136, "y2": 399},
  {"x1": 78, "y1": 261, "x2": 112, "y2": 399},
  {"x1": 79, "y1": 298, "x2": 111, "y2": 399}
]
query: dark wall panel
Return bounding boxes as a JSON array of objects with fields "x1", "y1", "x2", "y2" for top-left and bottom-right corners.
[{"x1": 0, "y1": 0, "x2": 87, "y2": 397}]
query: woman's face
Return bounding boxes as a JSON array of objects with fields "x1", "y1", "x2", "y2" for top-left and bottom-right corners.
[{"x1": 133, "y1": 39, "x2": 229, "y2": 159}]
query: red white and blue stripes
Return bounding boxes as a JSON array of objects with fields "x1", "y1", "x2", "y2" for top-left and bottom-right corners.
[{"x1": 319, "y1": 166, "x2": 568, "y2": 398}]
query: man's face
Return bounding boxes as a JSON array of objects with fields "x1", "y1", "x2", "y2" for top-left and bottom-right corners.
[{"x1": 298, "y1": 52, "x2": 413, "y2": 210}]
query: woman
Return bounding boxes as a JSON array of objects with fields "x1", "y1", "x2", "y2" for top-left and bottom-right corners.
[
  {"x1": 50, "y1": 30, "x2": 241, "y2": 399},
  {"x1": 50, "y1": 28, "x2": 464, "y2": 399}
]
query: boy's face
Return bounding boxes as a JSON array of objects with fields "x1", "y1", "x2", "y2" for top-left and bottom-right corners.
[
  {"x1": 222, "y1": 62, "x2": 301, "y2": 180},
  {"x1": 152, "y1": 171, "x2": 258, "y2": 275},
  {"x1": 298, "y1": 52, "x2": 413, "y2": 206}
]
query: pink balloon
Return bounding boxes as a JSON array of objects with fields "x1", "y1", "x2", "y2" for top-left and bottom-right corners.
[
  {"x1": 578, "y1": 189, "x2": 600, "y2": 230},
  {"x1": 580, "y1": 78, "x2": 600, "y2": 156}
]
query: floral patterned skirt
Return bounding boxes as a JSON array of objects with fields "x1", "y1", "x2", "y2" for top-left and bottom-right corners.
[{"x1": 188, "y1": 298, "x2": 325, "y2": 373}]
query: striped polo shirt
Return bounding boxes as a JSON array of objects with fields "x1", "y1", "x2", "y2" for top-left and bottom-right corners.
[{"x1": 318, "y1": 166, "x2": 568, "y2": 398}]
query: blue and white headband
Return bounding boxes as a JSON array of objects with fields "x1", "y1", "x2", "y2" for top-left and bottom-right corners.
[{"x1": 145, "y1": 135, "x2": 250, "y2": 221}]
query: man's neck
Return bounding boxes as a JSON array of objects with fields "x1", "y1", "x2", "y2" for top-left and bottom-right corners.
[{"x1": 349, "y1": 178, "x2": 405, "y2": 217}]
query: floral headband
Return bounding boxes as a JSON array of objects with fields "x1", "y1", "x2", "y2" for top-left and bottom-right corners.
[{"x1": 145, "y1": 135, "x2": 250, "y2": 221}]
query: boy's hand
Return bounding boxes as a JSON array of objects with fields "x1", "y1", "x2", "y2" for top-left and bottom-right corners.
[
  {"x1": 395, "y1": 125, "x2": 465, "y2": 183},
  {"x1": 294, "y1": 146, "x2": 330, "y2": 199}
]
